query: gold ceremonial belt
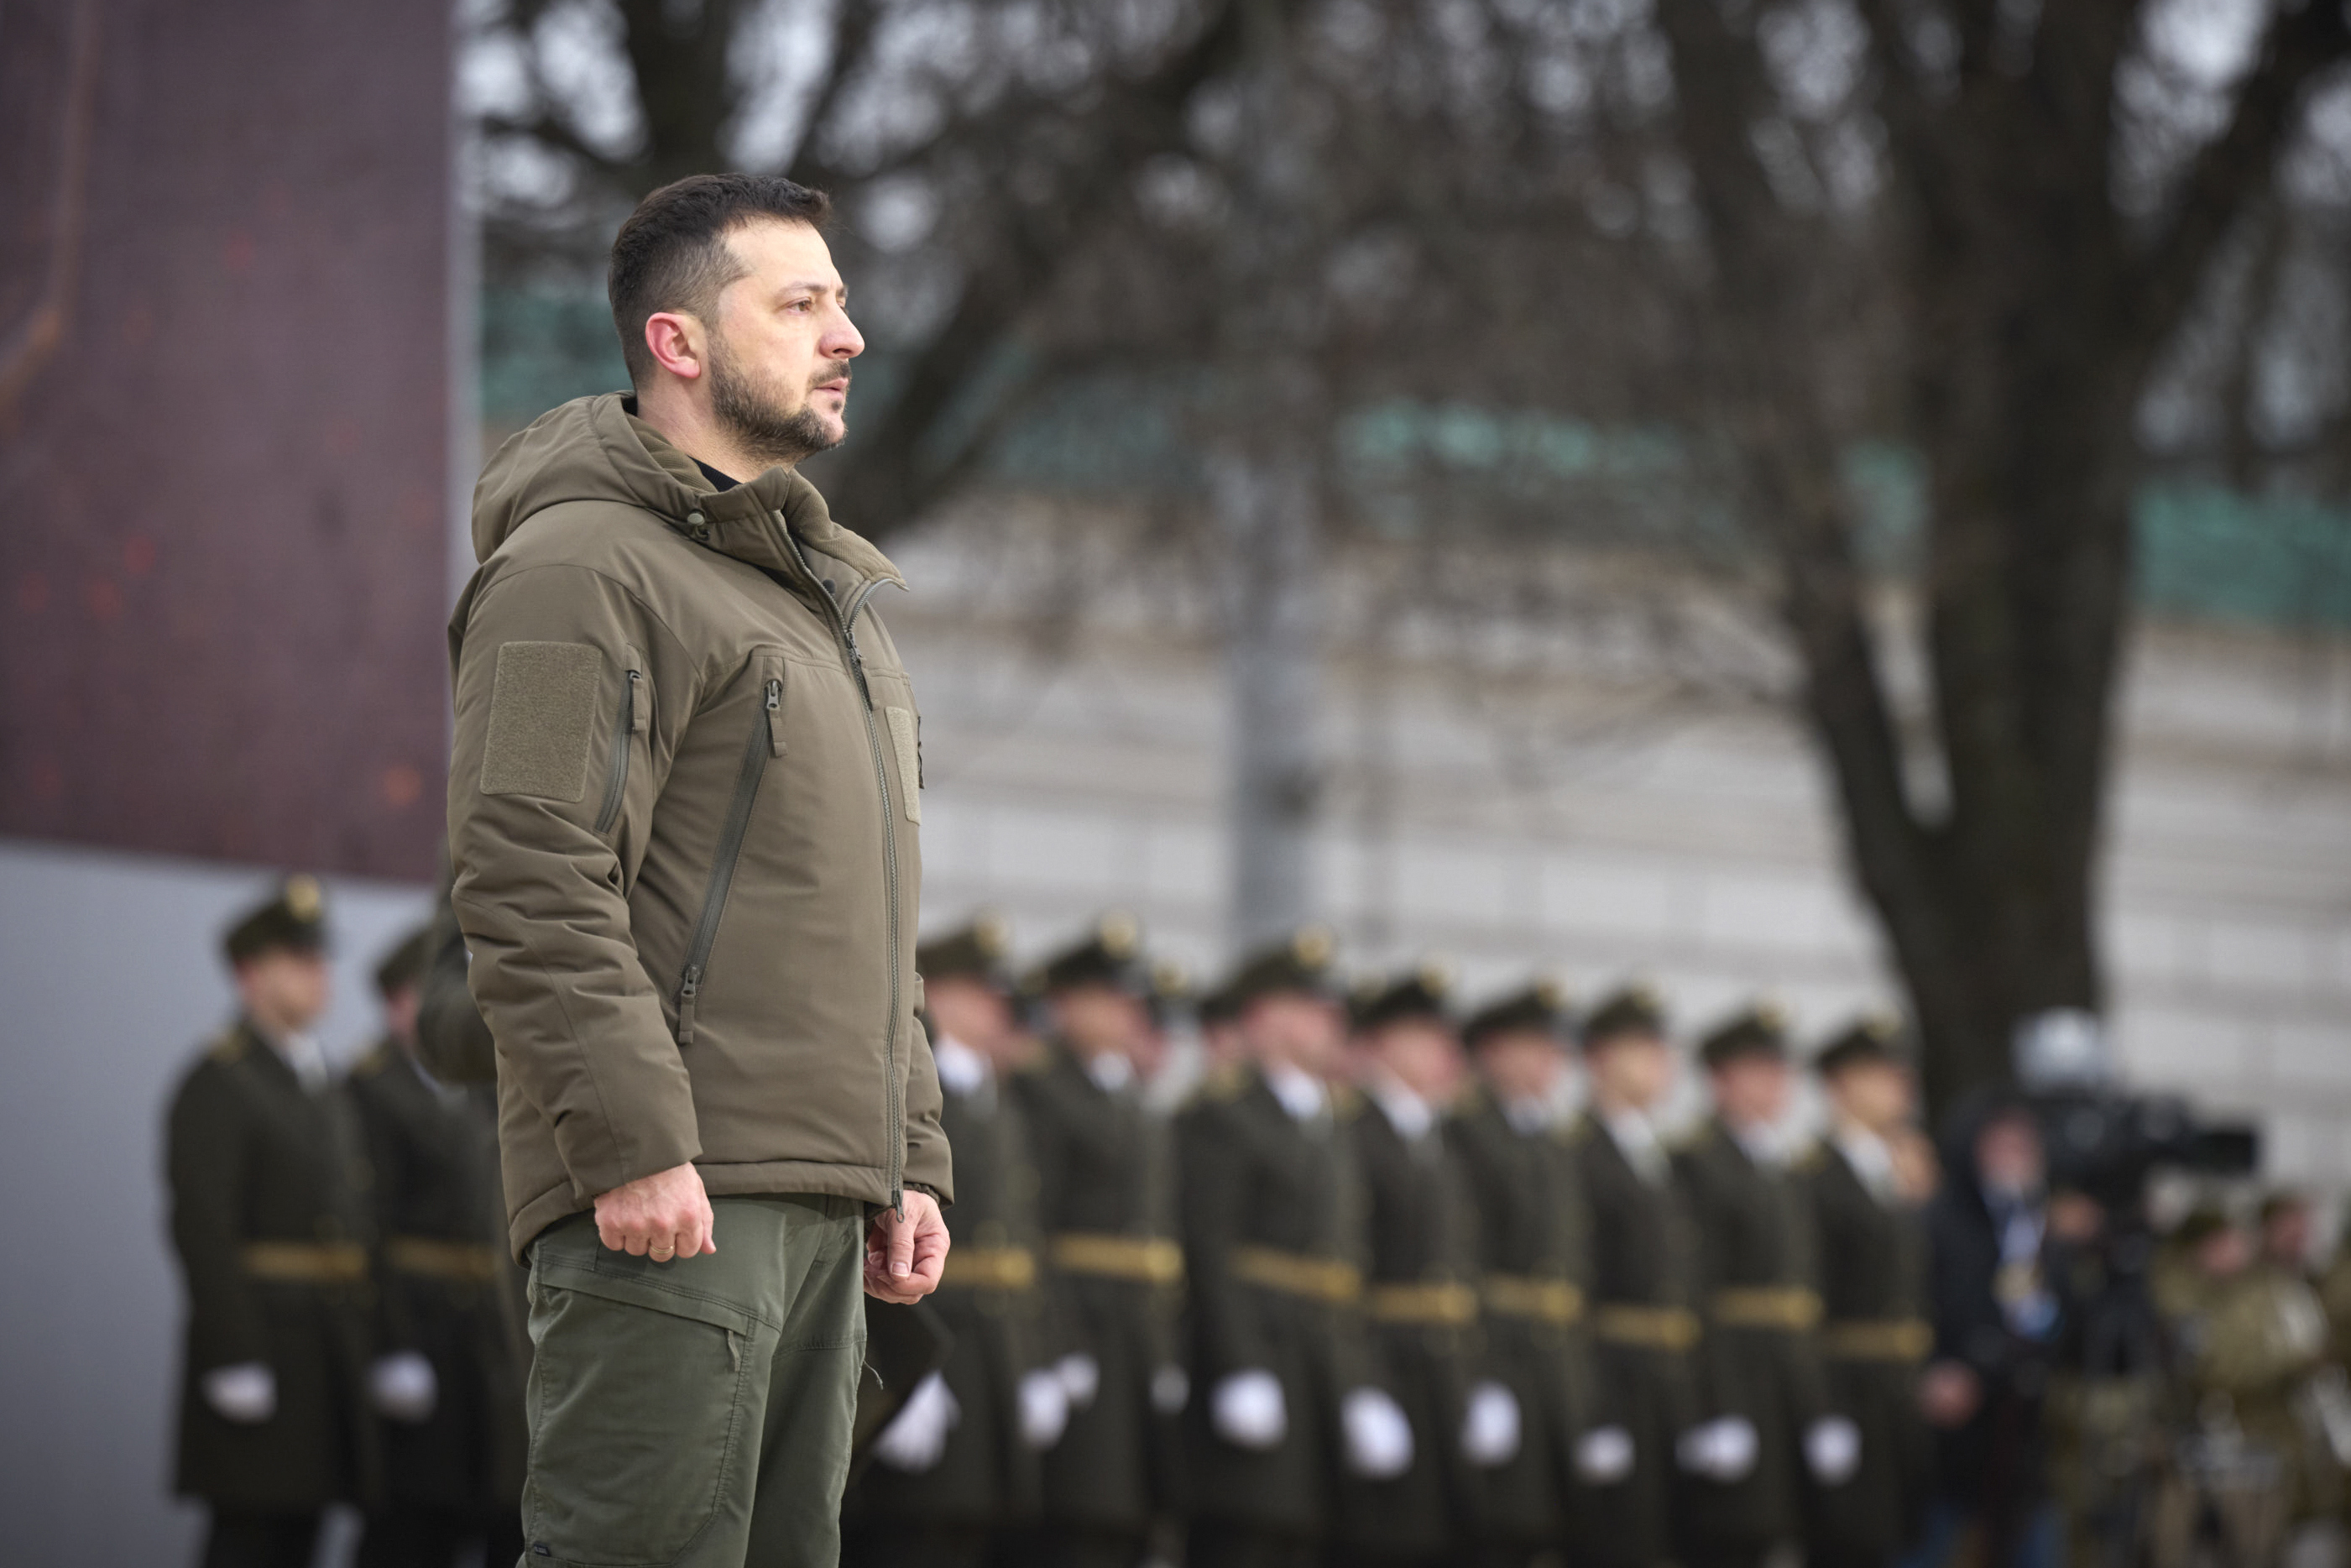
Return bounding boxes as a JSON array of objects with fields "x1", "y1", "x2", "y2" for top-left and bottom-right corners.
[
  {"x1": 1366, "y1": 1280, "x2": 1481, "y2": 1326},
  {"x1": 1051, "y1": 1233, "x2": 1184, "y2": 1286},
  {"x1": 1230, "y1": 1245, "x2": 1363, "y2": 1304},
  {"x1": 1711, "y1": 1286, "x2": 1824, "y2": 1332},
  {"x1": 242, "y1": 1241, "x2": 369, "y2": 1285},
  {"x1": 1592, "y1": 1302, "x2": 1701, "y2": 1351},
  {"x1": 1821, "y1": 1317, "x2": 1933, "y2": 1362},
  {"x1": 1484, "y1": 1274, "x2": 1585, "y2": 1325},
  {"x1": 941, "y1": 1246, "x2": 1038, "y2": 1292},
  {"x1": 384, "y1": 1236, "x2": 505, "y2": 1284}
]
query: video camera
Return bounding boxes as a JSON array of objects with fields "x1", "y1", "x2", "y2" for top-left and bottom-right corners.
[{"x1": 2014, "y1": 1010, "x2": 2260, "y2": 1210}]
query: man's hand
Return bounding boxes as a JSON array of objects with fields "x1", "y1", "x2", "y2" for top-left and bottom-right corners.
[
  {"x1": 593, "y1": 1162, "x2": 715, "y2": 1262},
  {"x1": 865, "y1": 1190, "x2": 948, "y2": 1303}
]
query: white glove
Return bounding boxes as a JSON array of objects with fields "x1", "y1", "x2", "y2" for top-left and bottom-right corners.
[
  {"x1": 368, "y1": 1351, "x2": 439, "y2": 1423},
  {"x1": 1151, "y1": 1363, "x2": 1190, "y2": 1415},
  {"x1": 1341, "y1": 1386, "x2": 1416, "y2": 1479},
  {"x1": 874, "y1": 1372, "x2": 959, "y2": 1471},
  {"x1": 1211, "y1": 1369, "x2": 1288, "y2": 1450},
  {"x1": 1677, "y1": 1415, "x2": 1760, "y2": 1481},
  {"x1": 1020, "y1": 1367, "x2": 1071, "y2": 1449},
  {"x1": 1461, "y1": 1380, "x2": 1523, "y2": 1467},
  {"x1": 1057, "y1": 1351, "x2": 1101, "y2": 1411},
  {"x1": 201, "y1": 1362, "x2": 276, "y2": 1424},
  {"x1": 1574, "y1": 1424, "x2": 1635, "y2": 1483},
  {"x1": 1805, "y1": 1415, "x2": 1862, "y2": 1484}
]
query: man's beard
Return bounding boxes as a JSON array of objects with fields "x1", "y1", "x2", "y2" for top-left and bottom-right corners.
[{"x1": 708, "y1": 333, "x2": 846, "y2": 470}]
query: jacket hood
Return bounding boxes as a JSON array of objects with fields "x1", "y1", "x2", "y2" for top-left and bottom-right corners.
[{"x1": 471, "y1": 392, "x2": 903, "y2": 588}]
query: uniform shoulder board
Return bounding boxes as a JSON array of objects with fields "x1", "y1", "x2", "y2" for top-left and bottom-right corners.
[{"x1": 205, "y1": 1030, "x2": 251, "y2": 1065}]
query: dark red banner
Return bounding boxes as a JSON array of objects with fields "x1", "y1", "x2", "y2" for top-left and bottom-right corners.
[{"x1": 0, "y1": 0, "x2": 452, "y2": 879}]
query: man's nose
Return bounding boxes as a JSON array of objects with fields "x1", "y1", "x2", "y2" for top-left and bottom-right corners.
[{"x1": 827, "y1": 311, "x2": 865, "y2": 359}]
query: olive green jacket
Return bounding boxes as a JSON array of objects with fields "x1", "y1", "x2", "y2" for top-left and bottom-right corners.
[{"x1": 447, "y1": 394, "x2": 950, "y2": 1257}]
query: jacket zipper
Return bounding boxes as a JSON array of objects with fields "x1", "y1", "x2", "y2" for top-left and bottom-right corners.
[
  {"x1": 674, "y1": 676, "x2": 781, "y2": 1048},
  {"x1": 784, "y1": 529, "x2": 907, "y2": 1212},
  {"x1": 592, "y1": 668, "x2": 641, "y2": 835}
]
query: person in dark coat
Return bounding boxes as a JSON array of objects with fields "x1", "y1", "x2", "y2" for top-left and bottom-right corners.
[
  {"x1": 844, "y1": 915, "x2": 1068, "y2": 1568},
  {"x1": 1567, "y1": 984, "x2": 1699, "y2": 1568},
  {"x1": 1800, "y1": 1017, "x2": 1933, "y2": 1568},
  {"x1": 1671, "y1": 1004, "x2": 1831, "y2": 1568},
  {"x1": 1447, "y1": 981, "x2": 1594, "y2": 1568},
  {"x1": 345, "y1": 927, "x2": 527, "y2": 1568},
  {"x1": 1334, "y1": 966, "x2": 1486, "y2": 1568},
  {"x1": 1011, "y1": 913, "x2": 1188, "y2": 1568},
  {"x1": 1915, "y1": 1091, "x2": 2067, "y2": 1568},
  {"x1": 165, "y1": 878, "x2": 379, "y2": 1568},
  {"x1": 1177, "y1": 928, "x2": 1410, "y2": 1568}
]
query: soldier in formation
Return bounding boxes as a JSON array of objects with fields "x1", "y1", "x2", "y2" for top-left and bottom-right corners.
[{"x1": 844, "y1": 917, "x2": 1064, "y2": 1568}]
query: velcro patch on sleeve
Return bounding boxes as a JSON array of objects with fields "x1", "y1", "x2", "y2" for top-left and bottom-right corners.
[
  {"x1": 480, "y1": 640, "x2": 603, "y2": 801},
  {"x1": 886, "y1": 706, "x2": 922, "y2": 823}
]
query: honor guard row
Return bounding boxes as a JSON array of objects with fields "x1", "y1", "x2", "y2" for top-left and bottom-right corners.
[
  {"x1": 163, "y1": 880, "x2": 525, "y2": 1568},
  {"x1": 849, "y1": 912, "x2": 1945, "y2": 1568}
]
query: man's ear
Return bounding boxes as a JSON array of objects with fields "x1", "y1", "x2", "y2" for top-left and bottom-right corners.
[{"x1": 643, "y1": 311, "x2": 707, "y2": 381}]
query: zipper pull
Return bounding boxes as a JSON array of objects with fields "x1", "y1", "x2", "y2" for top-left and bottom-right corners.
[
  {"x1": 677, "y1": 965, "x2": 703, "y2": 1047},
  {"x1": 844, "y1": 628, "x2": 874, "y2": 708},
  {"x1": 765, "y1": 678, "x2": 781, "y2": 712}
]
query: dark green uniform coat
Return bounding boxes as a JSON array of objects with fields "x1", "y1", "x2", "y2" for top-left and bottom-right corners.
[
  {"x1": 1800, "y1": 1137, "x2": 1931, "y2": 1565},
  {"x1": 1336, "y1": 1095, "x2": 1480, "y2": 1560},
  {"x1": 1447, "y1": 1089, "x2": 1593, "y2": 1550},
  {"x1": 166, "y1": 1022, "x2": 379, "y2": 1511},
  {"x1": 1013, "y1": 1043, "x2": 1184, "y2": 1539},
  {"x1": 346, "y1": 1041, "x2": 528, "y2": 1517},
  {"x1": 848, "y1": 1064, "x2": 1052, "y2": 1533},
  {"x1": 1674, "y1": 1121, "x2": 1827, "y2": 1560},
  {"x1": 1571, "y1": 1111, "x2": 1699, "y2": 1568},
  {"x1": 1178, "y1": 1066, "x2": 1377, "y2": 1545}
]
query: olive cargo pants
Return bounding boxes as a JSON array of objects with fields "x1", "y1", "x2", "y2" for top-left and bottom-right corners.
[{"x1": 520, "y1": 1194, "x2": 868, "y2": 1568}]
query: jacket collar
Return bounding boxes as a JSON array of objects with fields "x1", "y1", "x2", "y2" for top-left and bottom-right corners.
[{"x1": 601, "y1": 397, "x2": 907, "y2": 593}]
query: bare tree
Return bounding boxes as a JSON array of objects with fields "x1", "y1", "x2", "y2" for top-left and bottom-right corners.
[{"x1": 1643, "y1": 0, "x2": 2351, "y2": 1101}]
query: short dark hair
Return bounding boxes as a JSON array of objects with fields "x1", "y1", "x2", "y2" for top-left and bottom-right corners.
[{"x1": 608, "y1": 173, "x2": 831, "y2": 384}]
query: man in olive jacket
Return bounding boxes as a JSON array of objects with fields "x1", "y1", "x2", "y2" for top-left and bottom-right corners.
[{"x1": 446, "y1": 173, "x2": 952, "y2": 1568}]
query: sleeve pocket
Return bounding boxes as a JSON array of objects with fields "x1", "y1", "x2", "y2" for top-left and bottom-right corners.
[{"x1": 480, "y1": 640, "x2": 603, "y2": 801}]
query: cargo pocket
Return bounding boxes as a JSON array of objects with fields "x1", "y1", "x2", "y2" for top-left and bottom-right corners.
[{"x1": 524, "y1": 1259, "x2": 766, "y2": 1566}]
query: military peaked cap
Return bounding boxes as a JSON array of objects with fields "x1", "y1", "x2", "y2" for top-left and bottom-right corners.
[
  {"x1": 1698, "y1": 1001, "x2": 1790, "y2": 1069},
  {"x1": 1351, "y1": 961, "x2": 1456, "y2": 1033},
  {"x1": 1464, "y1": 978, "x2": 1574, "y2": 1049},
  {"x1": 1814, "y1": 1011, "x2": 1908, "y2": 1077},
  {"x1": 1035, "y1": 911, "x2": 1151, "y2": 995},
  {"x1": 1580, "y1": 981, "x2": 1667, "y2": 1048},
  {"x1": 222, "y1": 875, "x2": 330, "y2": 965},
  {"x1": 373, "y1": 923, "x2": 433, "y2": 999},
  {"x1": 917, "y1": 909, "x2": 1015, "y2": 989},
  {"x1": 1218, "y1": 925, "x2": 1341, "y2": 1012},
  {"x1": 1147, "y1": 958, "x2": 1193, "y2": 1025}
]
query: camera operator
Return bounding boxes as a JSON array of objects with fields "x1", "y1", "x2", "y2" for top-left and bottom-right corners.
[{"x1": 1914, "y1": 1095, "x2": 2098, "y2": 1568}]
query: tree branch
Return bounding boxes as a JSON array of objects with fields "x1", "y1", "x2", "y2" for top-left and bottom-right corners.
[{"x1": 2127, "y1": 0, "x2": 2351, "y2": 364}]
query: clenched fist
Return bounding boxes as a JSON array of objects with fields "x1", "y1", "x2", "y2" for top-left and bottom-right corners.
[{"x1": 593, "y1": 1162, "x2": 716, "y2": 1261}]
